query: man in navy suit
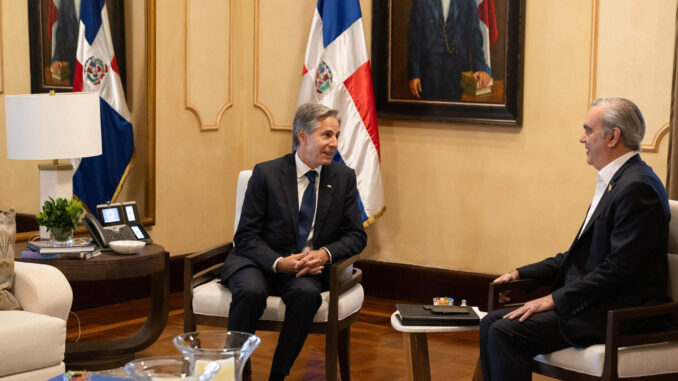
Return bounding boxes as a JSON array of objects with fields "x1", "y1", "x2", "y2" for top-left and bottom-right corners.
[
  {"x1": 479, "y1": 98, "x2": 670, "y2": 380},
  {"x1": 408, "y1": 0, "x2": 491, "y2": 100},
  {"x1": 221, "y1": 103, "x2": 367, "y2": 381}
]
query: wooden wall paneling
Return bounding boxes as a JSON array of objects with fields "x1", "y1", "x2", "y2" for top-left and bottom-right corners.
[
  {"x1": 589, "y1": 0, "x2": 677, "y2": 153},
  {"x1": 185, "y1": 0, "x2": 232, "y2": 131},
  {"x1": 69, "y1": 255, "x2": 496, "y2": 312},
  {"x1": 253, "y1": 0, "x2": 315, "y2": 130}
]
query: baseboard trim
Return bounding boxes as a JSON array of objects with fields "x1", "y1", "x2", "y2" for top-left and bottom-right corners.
[{"x1": 356, "y1": 259, "x2": 496, "y2": 311}]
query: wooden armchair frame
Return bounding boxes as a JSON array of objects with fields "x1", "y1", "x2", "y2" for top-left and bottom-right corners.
[
  {"x1": 183, "y1": 242, "x2": 363, "y2": 381},
  {"x1": 488, "y1": 280, "x2": 678, "y2": 381}
]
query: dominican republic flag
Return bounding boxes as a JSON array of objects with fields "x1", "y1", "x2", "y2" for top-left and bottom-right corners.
[
  {"x1": 477, "y1": 0, "x2": 497, "y2": 75},
  {"x1": 72, "y1": 0, "x2": 134, "y2": 212},
  {"x1": 298, "y1": 0, "x2": 385, "y2": 226}
]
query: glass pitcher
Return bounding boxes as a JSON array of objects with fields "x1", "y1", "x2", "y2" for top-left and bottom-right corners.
[
  {"x1": 124, "y1": 355, "x2": 220, "y2": 380},
  {"x1": 173, "y1": 330, "x2": 261, "y2": 381}
]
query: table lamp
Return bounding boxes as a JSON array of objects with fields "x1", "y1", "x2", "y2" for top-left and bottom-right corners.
[{"x1": 5, "y1": 91, "x2": 102, "y2": 238}]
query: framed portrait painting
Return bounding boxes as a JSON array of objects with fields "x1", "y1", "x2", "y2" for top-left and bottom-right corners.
[
  {"x1": 28, "y1": 0, "x2": 127, "y2": 94},
  {"x1": 372, "y1": 0, "x2": 524, "y2": 125}
]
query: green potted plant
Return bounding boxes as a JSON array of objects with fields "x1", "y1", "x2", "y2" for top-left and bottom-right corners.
[{"x1": 35, "y1": 197, "x2": 85, "y2": 243}]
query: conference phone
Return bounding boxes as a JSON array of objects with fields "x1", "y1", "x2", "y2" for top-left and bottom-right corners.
[{"x1": 83, "y1": 201, "x2": 153, "y2": 248}]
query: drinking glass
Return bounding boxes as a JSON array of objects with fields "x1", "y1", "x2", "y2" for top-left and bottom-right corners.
[
  {"x1": 173, "y1": 330, "x2": 261, "y2": 381},
  {"x1": 124, "y1": 355, "x2": 220, "y2": 380}
]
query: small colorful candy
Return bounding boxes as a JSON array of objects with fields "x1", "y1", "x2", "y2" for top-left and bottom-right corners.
[{"x1": 433, "y1": 297, "x2": 454, "y2": 306}]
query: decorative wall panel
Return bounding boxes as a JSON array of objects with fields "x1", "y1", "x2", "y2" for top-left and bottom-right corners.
[
  {"x1": 185, "y1": 0, "x2": 231, "y2": 131},
  {"x1": 254, "y1": 0, "x2": 315, "y2": 130},
  {"x1": 590, "y1": 0, "x2": 677, "y2": 152}
]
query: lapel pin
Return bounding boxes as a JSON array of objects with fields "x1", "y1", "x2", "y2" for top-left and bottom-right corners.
[
  {"x1": 327, "y1": 184, "x2": 332, "y2": 189},
  {"x1": 608, "y1": 184, "x2": 612, "y2": 192}
]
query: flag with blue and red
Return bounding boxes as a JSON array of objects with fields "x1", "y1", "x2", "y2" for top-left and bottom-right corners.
[
  {"x1": 297, "y1": 0, "x2": 385, "y2": 226},
  {"x1": 72, "y1": 0, "x2": 134, "y2": 212}
]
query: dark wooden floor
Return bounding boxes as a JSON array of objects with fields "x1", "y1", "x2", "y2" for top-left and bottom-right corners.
[{"x1": 66, "y1": 293, "x2": 555, "y2": 380}]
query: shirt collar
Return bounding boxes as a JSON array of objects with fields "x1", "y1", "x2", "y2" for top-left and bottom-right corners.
[
  {"x1": 295, "y1": 152, "x2": 322, "y2": 179},
  {"x1": 597, "y1": 151, "x2": 637, "y2": 185}
]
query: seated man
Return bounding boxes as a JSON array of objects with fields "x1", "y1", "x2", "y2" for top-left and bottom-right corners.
[
  {"x1": 220, "y1": 103, "x2": 367, "y2": 381},
  {"x1": 480, "y1": 98, "x2": 671, "y2": 381}
]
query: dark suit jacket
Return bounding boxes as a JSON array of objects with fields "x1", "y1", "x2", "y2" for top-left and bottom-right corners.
[
  {"x1": 221, "y1": 153, "x2": 367, "y2": 285},
  {"x1": 408, "y1": 0, "x2": 489, "y2": 80},
  {"x1": 518, "y1": 154, "x2": 670, "y2": 346}
]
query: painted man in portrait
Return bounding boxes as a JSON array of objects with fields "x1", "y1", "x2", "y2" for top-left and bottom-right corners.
[{"x1": 408, "y1": 0, "x2": 491, "y2": 100}]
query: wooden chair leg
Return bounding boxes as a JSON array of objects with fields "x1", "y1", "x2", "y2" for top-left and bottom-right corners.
[
  {"x1": 338, "y1": 326, "x2": 351, "y2": 381},
  {"x1": 325, "y1": 329, "x2": 339, "y2": 381}
]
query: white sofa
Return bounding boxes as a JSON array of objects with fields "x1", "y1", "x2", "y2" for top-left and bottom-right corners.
[{"x1": 0, "y1": 261, "x2": 72, "y2": 381}]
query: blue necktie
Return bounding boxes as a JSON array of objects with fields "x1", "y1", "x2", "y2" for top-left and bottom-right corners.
[{"x1": 297, "y1": 171, "x2": 317, "y2": 253}]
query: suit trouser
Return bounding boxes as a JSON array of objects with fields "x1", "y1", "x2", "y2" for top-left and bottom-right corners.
[
  {"x1": 479, "y1": 307, "x2": 570, "y2": 381},
  {"x1": 226, "y1": 265, "x2": 323, "y2": 376}
]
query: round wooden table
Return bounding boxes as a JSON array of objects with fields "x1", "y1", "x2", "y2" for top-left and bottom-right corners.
[{"x1": 18, "y1": 243, "x2": 169, "y2": 370}]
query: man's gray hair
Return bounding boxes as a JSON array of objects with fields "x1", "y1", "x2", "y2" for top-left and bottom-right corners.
[
  {"x1": 292, "y1": 103, "x2": 340, "y2": 150},
  {"x1": 590, "y1": 97, "x2": 645, "y2": 151}
]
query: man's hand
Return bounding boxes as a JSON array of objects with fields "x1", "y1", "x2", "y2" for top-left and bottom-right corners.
[
  {"x1": 295, "y1": 249, "x2": 330, "y2": 277},
  {"x1": 473, "y1": 71, "x2": 491, "y2": 89},
  {"x1": 504, "y1": 294, "x2": 555, "y2": 322},
  {"x1": 409, "y1": 78, "x2": 422, "y2": 98},
  {"x1": 493, "y1": 270, "x2": 519, "y2": 303},
  {"x1": 275, "y1": 254, "x2": 305, "y2": 274},
  {"x1": 51, "y1": 61, "x2": 63, "y2": 76}
]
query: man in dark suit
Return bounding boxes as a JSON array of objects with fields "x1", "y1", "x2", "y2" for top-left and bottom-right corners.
[
  {"x1": 479, "y1": 98, "x2": 670, "y2": 381},
  {"x1": 221, "y1": 103, "x2": 367, "y2": 381},
  {"x1": 50, "y1": 0, "x2": 78, "y2": 84},
  {"x1": 408, "y1": 0, "x2": 491, "y2": 100}
]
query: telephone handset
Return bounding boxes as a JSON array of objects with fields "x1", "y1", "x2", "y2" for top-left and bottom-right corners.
[{"x1": 83, "y1": 213, "x2": 110, "y2": 248}]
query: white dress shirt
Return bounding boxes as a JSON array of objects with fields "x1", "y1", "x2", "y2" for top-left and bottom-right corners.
[
  {"x1": 442, "y1": 0, "x2": 451, "y2": 21},
  {"x1": 579, "y1": 151, "x2": 638, "y2": 238}
]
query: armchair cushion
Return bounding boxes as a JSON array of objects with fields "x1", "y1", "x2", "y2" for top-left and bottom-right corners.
[
  {"x1": 534, "y1": 341, "x2": 678, "y2": 378},
  {"x1": 192, "y1": 279, "x2": 364, "y2": 323},
  {"x1": 0, "y1": 310, "x2": 66, "y2": 377}
]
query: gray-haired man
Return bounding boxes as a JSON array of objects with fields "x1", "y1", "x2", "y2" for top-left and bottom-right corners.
[{"x1": 479, "y1": 98, "x2": 670, "y2": 380}]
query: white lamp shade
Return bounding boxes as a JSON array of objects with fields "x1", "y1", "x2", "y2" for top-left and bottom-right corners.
[{"x1": 5, "y1": 92, "x2": 102, "y2": 160}]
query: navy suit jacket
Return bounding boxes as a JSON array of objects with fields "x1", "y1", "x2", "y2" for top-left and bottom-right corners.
[
  {"x1": 221, "y1": 153, "x2": 367, "y2": 285},
  {"x1": 518, "y1": 155, "x2": 670, "y2": 346},
  {"x1": 408, "y1": 0, "x2": 489, "y2": 80}
]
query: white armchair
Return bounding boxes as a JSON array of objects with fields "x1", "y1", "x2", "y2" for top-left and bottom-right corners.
[
  {"x1": 0, "y1": 261, "x2": 73, "y2": 381},
  {"x1": 184, "y1": 170, "x2": 364, "y2": 381}
]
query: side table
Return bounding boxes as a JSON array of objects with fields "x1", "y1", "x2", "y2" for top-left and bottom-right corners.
[
  {"x1": 390, "y1": 307, "x2": 487, "y2": 381},
  {"x1": 17, "y1": 243, "x2": 169, "y2": 370}
]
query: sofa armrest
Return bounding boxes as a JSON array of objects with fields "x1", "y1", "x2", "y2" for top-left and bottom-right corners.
[{"x1": 13, "y1": 261, "x2": 73, "y2": 321}]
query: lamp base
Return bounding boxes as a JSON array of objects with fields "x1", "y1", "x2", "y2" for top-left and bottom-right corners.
[{"x1": 38, "y1": 163, "x2": 74, "y2": 239}]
